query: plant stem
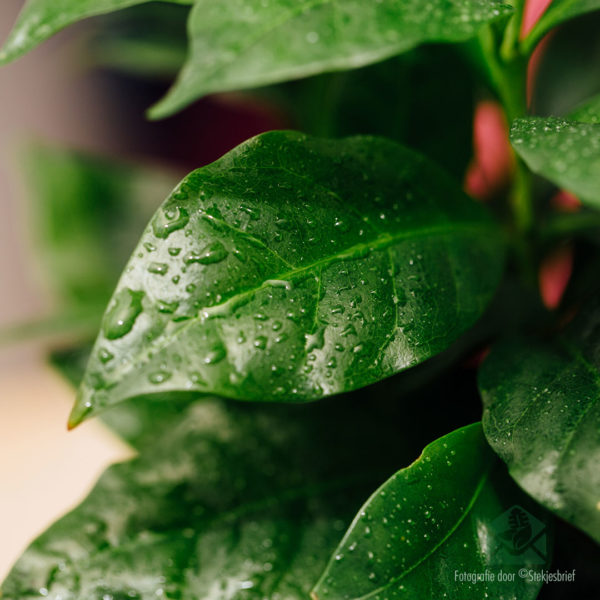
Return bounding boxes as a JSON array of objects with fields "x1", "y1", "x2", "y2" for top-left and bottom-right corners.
[{"x1": 478, "y1": 6, "x2": 537, "y2": 284}]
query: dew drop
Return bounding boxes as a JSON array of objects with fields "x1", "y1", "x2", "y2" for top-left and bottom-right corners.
[
  {"x1": 148, "y1": 262, "x2": 169, "y2": 275},
  {"x1": 157, "y1": 300, "x2": 179, "y2": 314},
  {"x1": 305, "y1": 326, "x2": 326, "y2": 351},
  {"x1": 204, "y1": 345, "x2": 226, "y2": 364},
  {"x1": 98, "y1": 348, "x2": 114, "y2": 364},
  {"x1": 103, "y1": 289, "x2": 145, "y2": 340},
  {"x1": 152, "y1": 207, "x2": 189, "y2": 239},
  {"x1": 149, "y1": 370, "x2": 172, "y2": 384},
  {"x1": 185, "y1": 241, "x2": 228, "y2": 265},
  {"x1": 254, "y1": 336, "x2": 268, "y2": 350}
]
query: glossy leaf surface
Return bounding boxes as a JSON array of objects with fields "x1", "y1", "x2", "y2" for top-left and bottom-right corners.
[
  {"x1": 51, "y1": 345, "x2": 193, "y2": 450},
  {"x1": 479, "y1": 299, "x2": 600, "y2": 543},
  {"x1": 510, "y1": 117, "x2": 600, "y2": 208},
  {"x1": 149, "y1": 0, "x2": 511, "y2": 118},
  {"x1": 72, "y1": 131, "x2": 504, "y2": 425},
  {"x1": 313, "y1": 424, "x2": 551, "y2": 600},
  {"x1": 0, "y1": 0, "x2": 192, "y2": 65},
  {"x1": 2, "y1": 395, "x2": 432, "y2": 600}
]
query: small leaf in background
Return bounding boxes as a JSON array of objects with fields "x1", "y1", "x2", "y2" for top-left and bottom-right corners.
[
  {"x1": 510, "y1": 117, "x2": 600, "y2": 209},
  {"x1": 25, "y1": 145, "x2": 178, "y2": 314},
  {"x1": 0, "y1": 0, "x2": 192, "y2": 66},
  {"x1": 87, "y1": 3, "x2": 189, "y2": 79},
  {"x1": 149, "y1": 0, "x2": 512, "y2": 118},
  {"x1": 522, "y1": 0, "x2": 600, "y2": 53},
  {"x1": 1, "y1": 394, "x2": 438, "y2": 600},
  {"x1": 569, "y1": 93, "x2": 600, "y2": 124},
  {"x1": 312, "y1": 423, "x2": 551, "y2": 600},
  {"x1": 71, "y1": 131, "x2": 504, "y2": 426},
  {"x1": 479, "y1": 298, "x2": 600, "y2": 543},
  {"x1": 529, "y1": 13, "x2": 600, "y2": 117}
]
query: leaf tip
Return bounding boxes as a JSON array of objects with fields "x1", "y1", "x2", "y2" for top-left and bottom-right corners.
[
  {"x1": 67, "y1": 395, "x2": 93, "y2": 430},
  {"x1": 0, "y1": 47, "x2": 12, "y2": 66},
  {"x1": 310, "y1": 591, "x2": 319, "y2": 600},
  {"x1": 146, "y1": 98, "x2": 174, "y2": 122}
]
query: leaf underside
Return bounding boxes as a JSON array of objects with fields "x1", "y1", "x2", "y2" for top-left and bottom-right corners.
[
  {"x1": 479, "y1": 298, "x2": 600, "y2": 543},
  {"x1": 151, "y1": 0, "x2": 512, "y2": 117},
  {"x1": 72, "y1": 131, "x2": 504, "y2": 426},
  {"x1": 0, "y1": 0, "x2": 192, "y2": 65}
]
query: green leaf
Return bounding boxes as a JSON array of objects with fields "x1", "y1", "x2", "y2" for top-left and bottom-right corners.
[
  {"x1": 528, "y1": 15, "x2": 600, "y2": 117},
  {"x1": 1, "y1": 394, "x2": 439, "y2": 600},
  {"x1": 51, "y1": 345, "x2": 193, "y2": 449},
  {"x1": 0, "y1": 0, "x2": 192, "y2": 66},
  {"x1": 570, "y1": 93, "x2": 600, "y2": 123},
  {"x1": 523, "y1": 0, "x2": 600, "y2": 54},
  {"x1": 312, "y1": 424, "x2": 552, "y2": 600},
  {"x1": 88, "y1": 3, "x2": 189, "y2": 79},
  {"x1": 25, "y1": 145, "x2": 178, "y2": 313},
  {"x1": 149, "y1": 0, "x2": 512, "y2": 118},
  {"x1": 479, "y1": 299, "x2": 600, "y2": 543},
  {"x1": 71, "y1": 131, "x2": 504, "y2": 426},
  {"x1": 510, "y1": 117, "x2": 600, "y2": 208}
]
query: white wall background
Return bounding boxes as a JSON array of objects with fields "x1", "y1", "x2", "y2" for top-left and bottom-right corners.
[{"x1": 0, "y1": 0, "x2": 132, "y2": 581}]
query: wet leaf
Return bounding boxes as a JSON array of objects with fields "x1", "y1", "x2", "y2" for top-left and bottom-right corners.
[
  {"x1": 479, "y1": 298, "x2": 600, "y2": 543},
  {"x1": 312, "y1": 424, "x2": 551, "y2": 600},
  {"x1": 2, "y1": 395, "x2": 434, "y2": 600},
  {"x1": 510, "y1": 117, "x2": 600, "y2": 208},
  {"x1": 51, "y1": 345, "x2": 193, "y2": 450},
  {"x1": 0, "y1": 0, "x2": 192, "y2": 65},
  {"x1": 71, "y1": 131, "x2": 504, "y2": 426},
  {"x1": 149, "y1": 0, "x2": 511, "y2": 118}
]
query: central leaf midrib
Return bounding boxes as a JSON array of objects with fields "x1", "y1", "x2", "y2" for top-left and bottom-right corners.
[
  {"x1": 127, "y1": 220, "x2": 493, "y2": 371},
  {"x1": 346, "y1": 465, "x2": 493, "y2": 600}
]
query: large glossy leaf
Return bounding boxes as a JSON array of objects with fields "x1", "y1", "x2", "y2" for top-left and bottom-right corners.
[
  {"x1": 312, "y1": 423, "x2": 551, "y2": 600},
  {"x1": 0, "y1": 0, "x2": 192, "y2": 65},
  {"x1": 51, "y1": 344, "x2": 194, "y2": 450},
  {"x1": 510, "y1": 117, "x2": 600, "y2": 208},
  {"x1": 523, "y1": 0, "x2": 600, "y2": 54},
  {"x1": 479, "y1": 298, "x2": 600, "y2": 543},
  {"x1": 149, "y1": 0, "x2": 511, "y2": 118},
  {"x1": 70, "y1": 131, "x2": 504, "y2": 426},
  {"x1": 2, "y1": 394, "x2": 441, "y2": 600}
]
